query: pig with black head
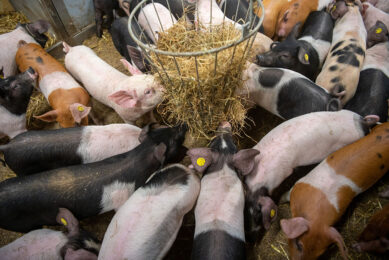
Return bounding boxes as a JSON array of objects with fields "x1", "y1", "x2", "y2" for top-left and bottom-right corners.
[
  {"x1": 0, "y1": 124, "x2": 187, "y2": 232},
  {"x1": 366, "y1": 20, "x2": 389, "y2": 47},
  {"x1": 188, "y1": 122, "x2": 259, "y2": 260},
  {"x1": 0, "y1": 67, "x2": 36, "y2": 139},
  {"x1": 257, "y1": 10, "x2": 334, "y2": 81},
  {"x1": 0, "y1": 208, "x2": 100, "y2": 260}
]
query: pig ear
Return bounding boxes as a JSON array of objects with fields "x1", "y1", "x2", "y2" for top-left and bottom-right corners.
[
  {"x1": 362, "y1": 115, "x2": 380, "y2": 127},
  {"x1": 34, "y1": 110, "x2": 58, "y2": 122},
  {"x1": 64, "y1": 248, "x2": 97, "y2": 260},
  {"x1": 280, "y1": 217, "x2": 310, "y2": 239},
  {"x1": 108, "y1": 90, "x2": 140, "y2": 108},
  {"x1": 154, "y1": 143, "x2": 167, "y2": 163},
  {"x1": 120, "y1": 58, "x2": 143, "y2": 75},
  {"x1": 127, "y1": 45, "x2": 148, "y2": 73},
  {"x1": 187, "y1": 148, "x2": 213, "y2": 173},
  {"x1": 69, "y1": 103, "x2": 91, "y2": 124},
  {"x1": 232, "y1": 149, "x2": 260, "y2": 176},
  {"x1": 63, "y1": 42, "x2": 72, "y2": 53},
  {"x1": 327, "y1": 98, "x2": 341, "y2": 111},
  {"x1": 327, "y1": 227, "x2": 348, "y2": 259},
  {"x1": 27, "y1": 20, "x2": 50, "y2": 35},
  {"x1": 297, "y1": 46, "x2": 310, "y2": 65},
  {"x1": 258, "y1": 196, "x2": 278, "y2": 230},
  {"x1": 56, "y1": 208, "x2": 79, "y2": 236}
]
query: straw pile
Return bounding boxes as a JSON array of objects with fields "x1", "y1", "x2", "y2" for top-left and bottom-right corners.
[{"x1": 151, "y1": 20, "x2": 253, "y2": 139}]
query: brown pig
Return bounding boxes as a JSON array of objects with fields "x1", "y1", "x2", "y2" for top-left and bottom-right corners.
[
  {"x1": 15, "y1": 41, "x2": 91, "y2": 127},
  {"x1": 353, "y1": 190, "x2": 389, "y2": 254},
  {"x1": 281, "y1": 121, "x2": 389, "y2": 260}
]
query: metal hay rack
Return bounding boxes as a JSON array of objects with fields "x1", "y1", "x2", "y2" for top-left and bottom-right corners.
[{"x1": 128, "y1": 0, "x2": 265, "y2": 139}]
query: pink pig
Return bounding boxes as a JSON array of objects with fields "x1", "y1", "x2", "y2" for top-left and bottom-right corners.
[{"x1": 63, "y1": 42, "x2": 164, "y2": 124}]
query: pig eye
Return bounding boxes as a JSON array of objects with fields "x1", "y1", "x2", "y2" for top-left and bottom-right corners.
[{"x1": 144, "y1": 88, "x2": 154, "y2": 95}]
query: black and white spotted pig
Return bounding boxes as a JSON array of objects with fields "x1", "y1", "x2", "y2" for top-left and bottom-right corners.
[
  {"x1": 0, "y1": 124, "x2": 187, "y2": 232},
  {"x1": 256, "y1": 11, "x2": 334, "y2": 80},
  {"x1": 345, "y1": 41, "x2": 389, "y2": 122},
  {"x1": 316, "y1": 0, "x2": 367, "y2": 105},
  {"x1": 188, "y1": 122, "x2": 260, "y2": 260},
  {"x1": 0, "y1": 124, "x2": 141, "y2": 176},
  {"x1": 237, "y1": 63, "x2": 342, "y2": 120},
  {"x1": 99, "y1": 164, "x2": 200, "y2": 259},
  {"x1": 0, "y1": 208, "x2": 100, "y2": 260},
  {"x1": 0, "y1": 67, "x2": 36, "y2": 139}
]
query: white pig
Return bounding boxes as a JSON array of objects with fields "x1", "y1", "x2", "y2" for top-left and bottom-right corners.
[
  {"x1": 196, "y1": 0, "x2": 242, "y2": 29},
  {"x1": 138, "y1": 3, "x2": 178, "y2": 43},
  {"x1": 243, "y1": 110, "x2": 379, "y2": 232},
  {"x1": 0, "y1": 20, "x2": 50, "y2": 77},
  {"x1": 98, "y1": 164, "x2": 200, "y2": 260},
  {"x1": 362, "y1": 2, "x2": 389, "y2": 30},
  {"x1": 63, "y1": 42, "x2": 164, "y2": 124}
]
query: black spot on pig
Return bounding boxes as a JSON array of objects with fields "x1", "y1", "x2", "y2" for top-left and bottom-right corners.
[
  {"x1": 192, "y1": 230, "x2": 245, "y2": 260},
  {"x1": 257, "y1": 69, "x2": 283, "y2": 88},
  {"x1": 143, "y1": 165, "x2": 188, "y2": 188},
  {"x1": 380, "y1": 165, "x2": 385, "y2": 170},
  {"x1": 377, "y1": 153, "x2": 383, "y2": 158},
  {"x1": 330, "y1": 155, "x2": 334, "y2": 159},
  {"x1": 331, "y1": 41, "x2": 344, "y2": 52},
  {"x1": 36, "y1": 57, "x2": 43, "y2": 64},
  {"x1": 331, "y1": 43, "x2": 364, "y2": 67},
  {"x1": 350, "y1": 38, "x2": 356, "y2": 42},
  {"x1": 277, "y1": 78, "x2": 335, "y2": 119},
  {"x1": 329, "y1": 65, "x2": 338, "y2": 71},
  {"x1": 209, "y1": 132, "x2": 237, "y2": 155},
  {"x1": 337, "y1": 54, "x2": 360, "y2": 67}
]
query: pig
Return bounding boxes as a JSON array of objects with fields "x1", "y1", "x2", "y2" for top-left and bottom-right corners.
[
  {"x1": 188, "y1": 122, "x2": 260, "y2": 260},
  {"x1": 16, "y1": 41, "x2": 91, "y2": 128},
  {"x1": 361, "y1": 2, "x2": 389, "y2": 31},
  {"x1": 243, "y1": 110, "x2": 379, "y2": 233},
  {"x1": 0, "y1": 20, "x2": 50, "y2": 77},
  {"x1": 109, "y1": 16, "x2": 152, "y2": 72},
  {"x1": 128, "y1": 0, "x2": 196, "y2": 21},
  {"x1": 353, "y1": 201, "x2": 389, "y2": 254},
  {"x1": 280, "y1": 121, "x2": 389, "y2": 260},
  {"x1": 366, "y1": 21, "x2": 389, "y2": 48},
  {"x1": 0, "y1": 124, "x2": 141, "y2": 176},
  {"x1": 93, "y1": 0, "x2": 119, "y2": 37},
  {"x1": 0, "y1": 208, "x2": 100, "y2": 260},
  {"x1": 98, "y1": 164, "x2": 200, "y2": 259},
  {"x1": 0, "y1": 124, "x2": 187, "y2": 232},
  {"x1": 274, "y1": 0, "x2": 333, "y2": 40},
  {"x1": 344, "y1": 41, "x2": 389, "y2": 122},
  {"x1": 236, "y1": 62, "x2": 343, "y2": 120},
  {"x1": 254, "y1": 0, "x2": 296, "y2": 39},
  {"x1": 256, "y1": 11, "x2": 334, "y2": 80},
  {"x1": 63, "y1": 43, "x2": 163, "y2": 124},
  {"x1": 0, "y1": 68, "x2": 36, "y2": 139},
  {"x1": 138, "y1": 3, "x2": 178, "y2": 43},
  {"x1": 362, "y1": 0, "x2": 389, "y2": 13},
  {"x1": 196, "y1": 0, "x2": 242, "y2": 29},
  {"x1": 315, "y1": 0, "x2": 367, "y2": 105},
  {"x1": 218, "y1": 0, "x2": 264, "y2": 30}
]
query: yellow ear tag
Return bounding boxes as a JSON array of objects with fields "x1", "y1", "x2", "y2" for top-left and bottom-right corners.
[
  {"x1": 376, "y1": 28, "x2": 382, "y2": 34},
  {"x1": 61, "y1": 218, "x2": 67, "y2": 226},
  {"x1": 304, "y1": 53, "x2": 309, "y2": 62},
  {"x1": 197, "y1": 157, "x2": 205, "y2": 167},
  {"x1": 331, "y1": 5, "x2": 336, "y2": 12},
  {"x1": 0, "y1": 75, "x2": 3, "y2": 79},
  {"x1": 77, "y1": 106, "x2": 84, "y2": 112},
  {"x1": 270, "y1": 209, "x2": 276, "y2": 218}
]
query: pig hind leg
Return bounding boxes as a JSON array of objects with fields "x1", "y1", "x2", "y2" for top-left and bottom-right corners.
[{"x1": 95, "y1": 9, "x2": 104, "y2": 37}]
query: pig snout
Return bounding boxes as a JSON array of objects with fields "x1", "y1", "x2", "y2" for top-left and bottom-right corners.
[
  {"x1": 217, "y1": 121, "x2": 232, "y2": 132},
  {"x1": 256, "y1": 54, "x2": 274, "y2": 67},
  {"x1": 362, "y1": 115, "x2": 380, "y2": 127}
]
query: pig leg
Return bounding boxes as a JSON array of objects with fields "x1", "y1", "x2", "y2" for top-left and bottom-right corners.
[{"x1": 95, "y1": 9, "x2": 104, "y2": 38}]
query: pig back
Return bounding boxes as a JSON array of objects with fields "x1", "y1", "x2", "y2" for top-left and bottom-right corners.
[{"x1": 16, "y1": 42, "x2": 66, "y2": 81}]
